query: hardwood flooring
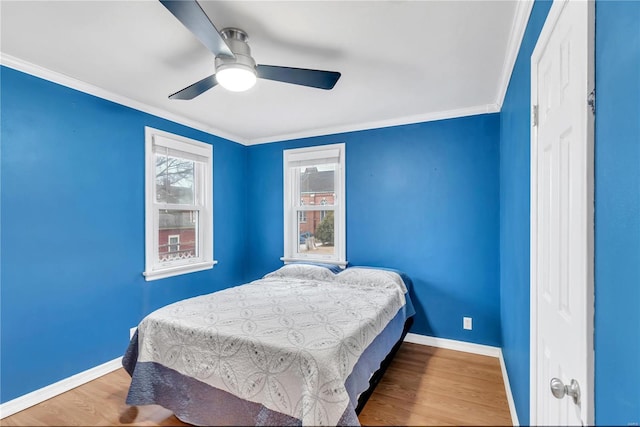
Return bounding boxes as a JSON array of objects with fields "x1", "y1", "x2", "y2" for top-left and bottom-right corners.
[
  {"x1": 358, "y1": 343, "x2": 512, "y2": 426},
  {"x1": 1, "y1": 343, "x2": 512, "y2": 426}
]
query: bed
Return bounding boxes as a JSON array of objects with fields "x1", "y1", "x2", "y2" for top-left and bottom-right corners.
[{"x1": 123, "y1": 264, "x2": 415, "y2": 426}]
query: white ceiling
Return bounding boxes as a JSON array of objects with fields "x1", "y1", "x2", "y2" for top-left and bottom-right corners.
[{"x1": 1, "y1": 1, "x2": 529, "y2": 145}]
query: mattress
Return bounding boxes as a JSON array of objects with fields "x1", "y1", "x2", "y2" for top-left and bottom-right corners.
[{"x1": 123, "y1": 264, "x2": 415, "y2": 426}]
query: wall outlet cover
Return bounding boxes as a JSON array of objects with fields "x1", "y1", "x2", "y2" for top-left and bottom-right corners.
[{"x1": 463, "y1": 317, "x2": 473, "y2": 330}]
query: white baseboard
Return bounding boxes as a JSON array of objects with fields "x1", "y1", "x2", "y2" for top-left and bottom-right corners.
[
  {"x1": 0, "y1": 357, "x2": 123, "y2": 419},
  {"x1": 404, "y1": 332, "x2": 501, "y2": 357},
  {"x1": 498, "y1": 350, "x2": 520, "y2": 426},
  {"x1": 403, "y1": 333, "x2": 518, "y2": 425}
]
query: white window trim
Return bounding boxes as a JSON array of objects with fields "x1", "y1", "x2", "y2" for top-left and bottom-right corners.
[
  {"x1": 143, "y1": 126, "x2": 216, "y2": 281},
  {"x1": 281, "y1": 143, "x2": 346, "y2": 267}
]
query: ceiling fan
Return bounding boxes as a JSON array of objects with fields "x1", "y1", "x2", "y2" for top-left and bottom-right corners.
[{"x1": 160, "y1": 0, "x2": 341, "y2": 99}]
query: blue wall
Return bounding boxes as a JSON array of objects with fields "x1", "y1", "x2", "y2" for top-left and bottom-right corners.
[
  {"x1": 594, "y1": 1, "x2": 640, "y2": 423},
  {"x1": 246, "y1": 115, "x2": 501, "y2": 347},
  {"x1": 0, "y1": 67, "x2": 248, "y2": 403},
  {"x1": 5, "y1": 3, "x2": 637, "y2": 421},
  {"x1": 2, "y1": 68, "x2": 501, "y2": 403},
  {"x1": 500, "y1": 0, "x2": 640, "y2": 424},
  {"x1": 499, "y1": 1, "x2": 552, "y2": 423}
]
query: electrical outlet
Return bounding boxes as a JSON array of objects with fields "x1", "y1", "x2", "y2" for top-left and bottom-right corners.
[
  {"x1": 463, "y1": 317, "x2": 473, "y2": 330},
  {"x1": 130, "y1": 327, "x2": 137, "y2": 340}
]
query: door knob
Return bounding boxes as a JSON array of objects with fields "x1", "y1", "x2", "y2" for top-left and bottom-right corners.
[{"x1": 550, "y1": 377, "x2": 581, "y2": 405}]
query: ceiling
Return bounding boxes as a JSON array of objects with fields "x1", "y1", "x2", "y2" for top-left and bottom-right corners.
[{"x1": 1, "y1": 1, "x2": 528, "y2": 145}]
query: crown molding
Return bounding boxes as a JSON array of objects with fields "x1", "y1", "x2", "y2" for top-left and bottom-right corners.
[
  {"x1": 0, "y1": 53, "x2": 248, "y2": 145},
  {"x1": 248, "y1": 103, "x2": 500, "y2": 145},
  {"x1": 2, "y1": 53, "x2": 503, "y2": 147},
  {"x1": 494, "y1": 0, "x2": 535, "y2": 109}
]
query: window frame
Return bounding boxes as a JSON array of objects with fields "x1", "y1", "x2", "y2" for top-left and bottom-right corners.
[
  {"x1": 281, "y1": 143, "x2": 346, "y2": 267},
  {"x1": 143, "y1": 127, "x2": 216, "y2": 281}
]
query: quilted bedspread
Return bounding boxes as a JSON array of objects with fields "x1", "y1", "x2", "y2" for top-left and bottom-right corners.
[{"x1": 133, "y1": 266, "x2": 408, "y2": 426}]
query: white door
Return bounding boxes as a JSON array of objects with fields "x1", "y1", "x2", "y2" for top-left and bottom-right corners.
[{"x1": 530, "y1": 0, "x2": 594, "y2": 425}]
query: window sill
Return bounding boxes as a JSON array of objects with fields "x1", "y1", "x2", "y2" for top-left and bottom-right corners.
[
  {"x1": 280, "y1": 257, "x2": 348, "y2": 269},
  {"x1": 143, "y1": 260, "x2": 218, "y2": 281}
]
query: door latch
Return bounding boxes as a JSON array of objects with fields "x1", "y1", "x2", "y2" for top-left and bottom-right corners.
[{"x1": 550, "y1": 377, "x2": 581, "y2": 405}]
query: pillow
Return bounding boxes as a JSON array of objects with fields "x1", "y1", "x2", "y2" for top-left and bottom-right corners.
[
  {"x1": 263, "y1": 263, "x2": 336, "y2": 282},
  {"x1": 335, "y1": 267, "x2": 407, "y2": 293},
  {"x1": 286, "y1": 261, "x2": 343, "y2": 274}
]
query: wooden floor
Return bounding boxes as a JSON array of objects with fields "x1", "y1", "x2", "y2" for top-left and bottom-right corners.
[{"x1": 1, "y1": 343, "x2": 512, "y2": 426}]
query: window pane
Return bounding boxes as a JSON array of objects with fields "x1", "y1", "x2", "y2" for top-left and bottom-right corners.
[
  {"x1": 297, "y1": 210, "x2": 334, "y2": 255},
  {"x1": 158, "y1": 209, "x2": 198, "y2": 262},
  {"x1": 298, "y1": 164, "x2": 335, "y2": 207},
  {"x1": 156, "y1": 155, "x2": 195, "y2": 204}
]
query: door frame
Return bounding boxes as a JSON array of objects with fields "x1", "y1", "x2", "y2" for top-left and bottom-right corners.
[{"x1": 529, "y1": 0, "x2": 595, "y2": 424}]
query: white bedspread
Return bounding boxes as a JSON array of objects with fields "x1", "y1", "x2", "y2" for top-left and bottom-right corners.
[{"x1": 136, "y1": 269, "x2": 407, "y2": 426}]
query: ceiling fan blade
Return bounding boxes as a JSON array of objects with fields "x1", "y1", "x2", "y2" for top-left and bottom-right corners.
[
  {"x1": 159, "y1": 0, "x2": 233, "y2": 58},
  {"x1": 168, "y1": 74, "x2": 217, "y2": 100},
  {"x1": 256, "y1": 65, "x2": 341, "y2": 90}
]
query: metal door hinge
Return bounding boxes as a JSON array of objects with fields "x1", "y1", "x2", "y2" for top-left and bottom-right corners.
[
  {"x1": 587, "y1": 89, "x2": 596, "y2": 115},
  {"x1": 532, "y1": 104, "x2": 539, "y2": 127}
]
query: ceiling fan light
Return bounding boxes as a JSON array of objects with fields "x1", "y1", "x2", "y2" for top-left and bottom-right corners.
[{"x1": 216, "y1": 64, "x2": 257, "y2": 92}]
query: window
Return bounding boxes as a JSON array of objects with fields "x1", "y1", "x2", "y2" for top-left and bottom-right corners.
[
  {"x1": 143, "y1": 127, "x2": 215, "y2": 280},
  {"x1": 282, "y1": 143, "x2": 346, "y2": 267}
]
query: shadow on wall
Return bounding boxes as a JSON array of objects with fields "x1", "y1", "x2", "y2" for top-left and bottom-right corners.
[
  {"x1": 409, "y1": 278, "x2": 495, "y2": 343},
  {"x1": 409, "y1": 280, "x2": 434, "y2": 337}
]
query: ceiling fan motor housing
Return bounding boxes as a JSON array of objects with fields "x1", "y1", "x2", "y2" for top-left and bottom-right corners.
[{"x1": 215, "y1": 28, "x2": 256, "y2": 73}]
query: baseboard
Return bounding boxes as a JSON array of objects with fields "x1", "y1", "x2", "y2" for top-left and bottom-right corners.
[
  {"x1": 0, "y1": 356, "x2": 123, "y2": 419},
  {"x1": 403, "y1": 333, "x2": 518, "y2": 425},
  {"x1": 498, "y1": 349, "x2": 520, "y2": 426},
  {"x1": 404, "y1": 332, "x2": 502, "y2": 357}
]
